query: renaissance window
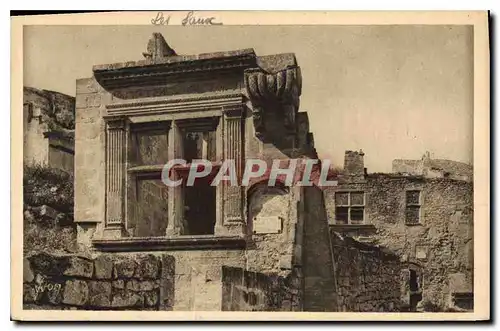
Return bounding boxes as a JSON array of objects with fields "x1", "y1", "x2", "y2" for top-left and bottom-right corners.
[
  {"x1": 405, "y1": 190, "x2": 421, "y2": 225},
  {"x1": 334, "y1": 191, "x2": 365, "y2": 225}
]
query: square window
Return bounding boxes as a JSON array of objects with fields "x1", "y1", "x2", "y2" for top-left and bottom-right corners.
[{"x1": 333, "y1": 191, "x2": 367, "y2": 225}]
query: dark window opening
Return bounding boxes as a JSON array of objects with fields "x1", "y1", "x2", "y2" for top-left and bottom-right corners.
[
  {"x1": 409, "y1": 269, "x2": 422, "y2": 311},
  {"x1": 177, "y1": 117, "x2": 219, "y2": 236},
  {"x1": 335, "y1": 207, "x2": 349, "y2": 224},
  {"x1": 406, "y1": 206, "x2": 420, "y2": 225},
  {"x1": 350, "y1": 207, "x2": 364, "y2": 224},
  {"x1": 409, "y1": 270, "x2": 420, "y2": 292},
  {"x1": 182, "y1": 177, "x2": 216, "y2": 235},
  {"x1": 183, "y1": 130, "x2": 216, "y2": 163}
]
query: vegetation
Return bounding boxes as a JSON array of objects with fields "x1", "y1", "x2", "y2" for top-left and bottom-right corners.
[{"x1": 23, "y1": 164, "x2": 76, "y2": 255}]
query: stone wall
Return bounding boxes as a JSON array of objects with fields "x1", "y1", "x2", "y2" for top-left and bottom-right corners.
[
  {"x1": 324, "y1": 173, "x2": 473, "y2": 311},
  {"x1": 221, "y1": 266, "x2": 302, "y2": 311},
  {"x1": 245, "y1": 183, "x2": 297, "y2": 275},
  {"x1": 23, "y1": 252, "x2": 175, "y2": 310},
  {"x1": 330, "y1": 232, "x2": 402, "y2": 312},
  {"x1": 302, "y1": 186, "x2": 337, "y2": 311},
  {"x1": 74, "y1": 77, "x2": 107, "y2": 227},
  {"x1": 23, "y1": 87, "x2": 75, "y2": 173}
]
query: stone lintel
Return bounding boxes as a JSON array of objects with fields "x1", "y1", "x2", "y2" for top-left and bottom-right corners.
[{"x1": 92, "y1": 235, "x2": 247, "y2": 252}]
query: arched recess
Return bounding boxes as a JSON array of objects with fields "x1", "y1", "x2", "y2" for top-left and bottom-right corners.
[{"x1": 246, "y1": 180, "x2": 289, "y2": 235}]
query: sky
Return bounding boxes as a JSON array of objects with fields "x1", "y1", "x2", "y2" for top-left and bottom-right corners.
[{"x1": 23, "y1": 25, "x2": 473, "y2": 172}]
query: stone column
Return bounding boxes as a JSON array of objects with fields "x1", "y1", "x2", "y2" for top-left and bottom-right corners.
[
  {"x1": 103, "y1": 117, "x2": 127, "y2": 238},
  {"x1": 216, "y1": 106, "x2": 245, "y2": 236},
  {"x1": 166, "y1": 121, "x2": 184, "y2": 236}
]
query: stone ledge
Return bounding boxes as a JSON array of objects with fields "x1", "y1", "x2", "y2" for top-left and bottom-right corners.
[
  {"x1": 92, "y1": 235, "x2": 247, "y2": 252},
  {"x1": 328, "y1": 224, "x2": 376, "y2": 231}
]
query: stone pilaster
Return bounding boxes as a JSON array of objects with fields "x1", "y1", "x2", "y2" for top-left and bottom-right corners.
[
  {"x1": 216, "y1": 106, "x2": 245, "y2": 236},
  {"x1": 104, "y1": 118, "x2": 128, "y2": 238}
]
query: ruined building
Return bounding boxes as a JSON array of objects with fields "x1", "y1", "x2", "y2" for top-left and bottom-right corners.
[
  {"x1": 393, "y1": 151, "x2": 473, "y2": 182},
  {"x1": 23, "y1": 87, "x2": 75, "y2": 174},
  {"x1": 22, "y1": 33, "x2": 405, "y2": 312},
  {"x1": 324, "y1": 150, "x2": 474, "y2": 311}
]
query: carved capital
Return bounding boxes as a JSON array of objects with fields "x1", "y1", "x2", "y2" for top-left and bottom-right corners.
[
  {"x1": 244, "y1": 67, "x2": 302, "y2": 137},
  {"x1": 223, "y1": 105, "x2": 243, "y2": 119},
  {"x1": 244, "y1": 66, "x2": 302, "y2": 106},
  {"x1": 105, "y1": 116, "x2": 129, "y2": 131}
]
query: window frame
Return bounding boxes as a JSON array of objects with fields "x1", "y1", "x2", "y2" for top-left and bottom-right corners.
[
  {"x1": 123, "y1": 116, "x2": 223, "y2": 238},
  {"x1": 405, "y1": 190, "x2": 422, "y2": 225},
  {"x1": 126, "y1": 120, "x2": 171, "y2": 237},
  {"x1": 334, "y1": 191, "x2": 366, "y2": 225}
]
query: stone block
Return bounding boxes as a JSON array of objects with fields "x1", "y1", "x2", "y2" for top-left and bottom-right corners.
[
  {"x1": 29, "y1": 252, "x2": 69, "y2": 276},
  {"x1": 112, "y1": 290, "x2": 144, "y2": 308},
  {"x1": 112, "y1": 280, "x2": 125, "y2": 289},
  {"x1": 94, "y1": 255, "x2": 114, "y2": 279},
  {"x1": 114, "y1": 258, "x2": 137, "y2": 279},
  {"x1": 63, "y1": 256, "x2": 94, "y2": 278},
  {"x1": 144, "y1": 291, "x2": 159, "y2": 307},
  {"x1": 279, "y1": 254, "x2": 293, "y2": 270},
  {"x1": 135, "y1": 255, "x2": 160, "y2": 280},
  {"x1": 89, "y1": 293, "x2": 111, "y2": 308},
  {"x1": 62, "y1": 280, "x2": 89, "y2": 306},
  {"x1": 126, "y1": 280, "x2": 157, "y2": 292},
  {"x1": 23, "y1": 283, "x2": 40, "y2": 303},
  {"x1": 88, "y1": 281, "x2": 112, "y2": 297},
  {"x1": 23, "y1": 258, "x2": 34, "y2": 283}
]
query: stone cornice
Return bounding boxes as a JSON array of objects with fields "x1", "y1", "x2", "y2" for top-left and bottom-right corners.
[
  {"x1": 93, "y1": 49, "x2": 257, "y2": 90},
  {"x1": 104, "y1": 92, "x2": 245, "y2": 118}
]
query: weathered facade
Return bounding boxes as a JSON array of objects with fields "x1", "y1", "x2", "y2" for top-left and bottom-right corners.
[
  {"x1": 324, "y1": 151, "x2": 474, "y2": 311},
  {"x1": 70, "y1": 33, "x2": 320, "y2": 311},
  {"x1": 38, "y1": 33, "x2": 404, "y2": 312},
  {"x1": 23, "y1": 87, "x2": 75, "y2": 174}
]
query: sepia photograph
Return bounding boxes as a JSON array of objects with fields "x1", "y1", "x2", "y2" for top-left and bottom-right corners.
[{"x1": 11, "y1": 11, "x2": 490, "y2": 321}]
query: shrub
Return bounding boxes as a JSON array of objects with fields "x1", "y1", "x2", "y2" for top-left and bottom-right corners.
[
  {"x1": 23, "y1": 163, "x2": 76, "y2": 254},
  {"x1": 23, "y1": 164, "x2": 73, "y2": 214}
]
